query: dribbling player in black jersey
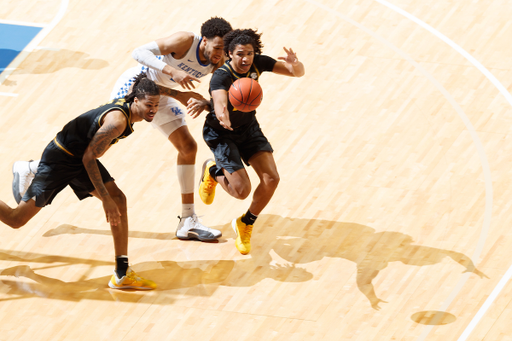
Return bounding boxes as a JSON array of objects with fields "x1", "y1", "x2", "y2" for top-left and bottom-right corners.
[
  {"x1": 0, "y1": 73, "x2": 159, "y2": 289},
  {"x1": 198, "y1": 29, "x2": 305, "y2": 255}
]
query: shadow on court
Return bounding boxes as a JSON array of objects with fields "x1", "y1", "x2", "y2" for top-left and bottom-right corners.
[
  {"x1": 2, "y1": 214, "x2": 486, "y2": 311},
  {"x1": 255, "y1": 215, "x2": 487, "y2": 311},
  {"x1": 0, "y1": 248, "x2": 312, "y2": 304},
  {"x1": 1, "y1": 48, "x2": 109, "y2": 76}
]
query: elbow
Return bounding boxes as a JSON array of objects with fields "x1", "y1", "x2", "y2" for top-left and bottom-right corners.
[{"x1": 132, "y1": 47, "x2": 142, "y2": 63}]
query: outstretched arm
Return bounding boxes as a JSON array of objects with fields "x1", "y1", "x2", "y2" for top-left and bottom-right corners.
[
  {"x1": 157, "y1": 85, "x2": 210, "y2": 118},
  {"x1": 446, "y1": 251, "x2": 488, "y2": 278},
  {"x1": 131, "y1": 32, "x2": 200, "y2": 90},
  {"x1": 272, "y1": 47, "x2": 305, "y2": 77},
  {"x1": 82, "y1": 111, "x2": 126, "y2": 226}
]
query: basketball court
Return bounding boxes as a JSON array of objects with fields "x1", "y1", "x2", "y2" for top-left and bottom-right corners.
[{"x1": 0, "y1": 0, "x2": 511, "y2": 340}]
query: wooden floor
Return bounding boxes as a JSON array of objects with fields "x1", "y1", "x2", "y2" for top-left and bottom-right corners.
[{"x1": 1, "y1": 0, "x2": 512, "y2": 340}]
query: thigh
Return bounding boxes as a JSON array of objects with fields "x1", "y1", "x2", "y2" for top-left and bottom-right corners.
[
  {"x1": 249, "y1": 151, "x2": 279, "y2": 180},
  {"x1": 203, "y1": 124, "x2": 245, "y2": 174},
  {"x1": 24, "y1": 143, "x2": 82, "y2": 207},
  {"x1": 238, "y1": 122, "x2": 273, "y2": 166},
  {"x1": 168, "y1": 125, "x2": 195, "y2": 150},
  {"x1": 151, "y1": 96, "x2": 187, "y2": 137}
]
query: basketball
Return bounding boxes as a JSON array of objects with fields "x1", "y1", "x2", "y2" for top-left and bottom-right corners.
[{"x1": 228, "y1": 78, "x2": 263, "y2": 112}]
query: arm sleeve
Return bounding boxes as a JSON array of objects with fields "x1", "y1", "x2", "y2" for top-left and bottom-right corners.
[{"x1": 131, "y1": 41, "x2": 167, "y2": 72}]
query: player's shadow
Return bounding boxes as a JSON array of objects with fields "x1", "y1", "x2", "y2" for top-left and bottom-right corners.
[
  {"x1": 0, "y1": 248, "x2": 312, "y2": 304},
  {"x1": 255, "y1": 215, "x2": 487, "y2": 310},
  {"x1": 39, "y1": 215, "x2": 486, "y2": 311},
  {"x1": 2, "y1": 48, "x2": 109, "y2": 76}
]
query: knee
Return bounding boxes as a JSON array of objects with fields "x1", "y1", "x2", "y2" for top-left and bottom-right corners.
[
  {"x1": 177, "y1": 139, "x2": 197, "y2": 158},
  {"x1": 9, "y1": 214, "x2": 29, "y2": 229},
  {"x1": 110, "y1": 189, "x2": 127, "y2": 210},
  {"x1": 263, "y1": 171, "x2": 280, "y2": 190},
  {"x1": 234, "y1": 183, "x2": 251, "y2": 200}
]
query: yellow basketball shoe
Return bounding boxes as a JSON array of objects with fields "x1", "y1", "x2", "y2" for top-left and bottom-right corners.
[
  {"x1": 232, "y1": 215, "x2": 253, "y2": 255},
  {"x1": 199, "y1": 159, "x2": 218, "y2": 205},
  {"x1": 108, "y1": 267, "x2": 156, "y2": 290}
]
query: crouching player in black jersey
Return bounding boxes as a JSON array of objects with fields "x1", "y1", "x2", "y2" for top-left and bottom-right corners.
[
  {"x1": 0, "y1": 73, "x2": 159, "y2": 289},
  {"x1": 197, "y1": 29, "x2": 305, "y2": 255}
]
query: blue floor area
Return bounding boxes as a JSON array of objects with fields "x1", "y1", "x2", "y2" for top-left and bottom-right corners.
[{"x1": 0, "y1": 23, "x2": 42, "y2": 72}]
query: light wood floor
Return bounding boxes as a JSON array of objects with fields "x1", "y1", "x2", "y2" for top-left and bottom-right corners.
[{"x1": 1, "y1": 0, "x2": 512, "y2": 340}]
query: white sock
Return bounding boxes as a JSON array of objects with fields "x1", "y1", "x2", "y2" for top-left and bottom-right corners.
[
  {"x1": 29, "y1": 160, "x2": 40, "y2": 174},
  {"x1": 182, "y1": 204, "x2": 194, "y2": 218}
]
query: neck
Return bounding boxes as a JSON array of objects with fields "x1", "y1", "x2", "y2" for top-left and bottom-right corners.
[{"x1": 129, "y1": 102, "x2": 141, "y2": 123}]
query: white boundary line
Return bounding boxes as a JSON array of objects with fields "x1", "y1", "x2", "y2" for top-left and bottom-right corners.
[
  {"x1": 0, "y1": 0, "x2": 69, "y2": 88},
  {"x1": 303, "y1": 0, "x2": 495, "y2": 340},
  {"x1": 370, "y1": 2, "x2": 508, "y2": 340},
  {"x1": 0, "y1": 19, "x2": 47, "y2": 27}
]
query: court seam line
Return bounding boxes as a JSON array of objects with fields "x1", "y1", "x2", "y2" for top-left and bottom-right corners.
[{"x1": 302, "y1": 0, "x2": 493, "y2": 338}]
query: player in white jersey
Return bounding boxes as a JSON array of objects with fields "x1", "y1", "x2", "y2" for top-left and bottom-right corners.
[{"x1": 12, "y1": 17, "x2": 232, "y2": 242}]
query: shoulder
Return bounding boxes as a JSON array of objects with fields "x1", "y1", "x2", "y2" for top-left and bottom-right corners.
[
  {"x1": 102, "y1": 109, "x2": 128, "y2": 131},
  {"x1": 156, "y1": 31, "x2": 194, "y2": 55}
]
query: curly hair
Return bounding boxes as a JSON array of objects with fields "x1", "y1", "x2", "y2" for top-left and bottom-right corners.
[
  {"x1": 124, "y1": 72, "x2": 160, "y2": 103},
  {"x1": 223, "y1": 29, "x2": 263, "y2": 57},
  {"x1": 201, "y1": 17, "x2": 233, "y2": 39}
]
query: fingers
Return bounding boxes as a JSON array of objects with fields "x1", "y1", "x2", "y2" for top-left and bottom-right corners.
[
  {"x1": 106, "y1": 209, "x2": 121, "y2": 226},
  {"x1": 178, "y1": 75, "x2": 201, "y2": 90}
]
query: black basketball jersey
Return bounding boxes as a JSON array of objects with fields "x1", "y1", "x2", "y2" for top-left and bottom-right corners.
[
  {"x1": 55, "y1": 98, "x2": 133, "y2": 157},
  {"x1": 207, "y1": 54, "x2": 276, "y2": 130}
]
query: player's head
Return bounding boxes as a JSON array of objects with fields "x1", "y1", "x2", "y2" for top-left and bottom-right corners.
[
  {"x1": 201, "y1": 17, "x2": 232, "y2": 40},
  {"x1": 126, "y1": 72, "x2": 160, "y2": 122},
  {"x1": 201, "y1": 17, "x2": 233, "y2": 65},
  {"x1": 224, "y1": 29, "x2": 263, "y2": 56},
  {"x1": 224, "y1": 29, "x2": 263, "y2": 73}
]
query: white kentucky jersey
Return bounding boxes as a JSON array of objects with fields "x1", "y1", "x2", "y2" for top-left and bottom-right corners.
[{"x1": 145, "y1": 33, "x2": 214, "y2": 88}]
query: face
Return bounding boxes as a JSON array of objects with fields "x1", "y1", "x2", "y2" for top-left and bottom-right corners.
[
  {"x1": 202, "y1": 36, "x2": 224, "y2": 65},
  {"x1": 229, "y1": 44, "x2": 254, "y2": 74},
  {"x1": 133, "y1": 95, "x2": 159, "y2": 122}
]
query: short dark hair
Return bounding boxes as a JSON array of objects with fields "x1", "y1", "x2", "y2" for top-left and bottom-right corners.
[
  {"x1": 223, "y1": 29, "x2": 263, "y2": 56},
  {"x1": 124, "y1": 72, "x2": 159, "y2": 103},
  {"x1": 201, "y1": 17, "x2": 233, "y2": 39}
]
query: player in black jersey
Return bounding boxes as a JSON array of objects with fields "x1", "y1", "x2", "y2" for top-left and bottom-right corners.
[
  {"x1": 198, "y1": 29, "x2": 305, "y2": 255},
  {"x1": 0, "y1": 73, "x2": 159, "y2": 289}
]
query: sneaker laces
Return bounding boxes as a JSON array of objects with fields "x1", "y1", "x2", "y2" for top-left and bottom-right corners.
[
  {"x1": 126, "y1": 271, "x2": 143, "y2": 282},
  {"x1": 203, "y1": 174, "x2": 216, "y2": 192},
  {"x1": 189, "y1": 214, "x2": 212, "y2": 231},
  {"x1": 241, "y1": 225, "x2": 253, "y2": 243}
]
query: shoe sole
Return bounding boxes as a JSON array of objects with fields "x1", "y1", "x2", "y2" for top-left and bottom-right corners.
[
  {"x1": 176, "y1": 230, "x2": 222, "y2": 242},
  {"x1": 108, "y1": 282, "x2": 155, "y2": 290},
  {"x1": 12, "y1": 164, "x2": 21, "y2": 204}
]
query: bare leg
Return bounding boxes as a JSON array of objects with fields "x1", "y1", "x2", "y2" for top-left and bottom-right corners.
[
  {"x1": 216, "y1": 168, "x2": 252, "y2": 200},
  {"x1": 91, "y1": 182, "x2": 128, "y2": 256},
  {"x1": 246, "y1": 151, "x2": 280, "y2": 215},
  {"x1": 0, "y1": 199, "x2": 42, "y2": 229}
]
